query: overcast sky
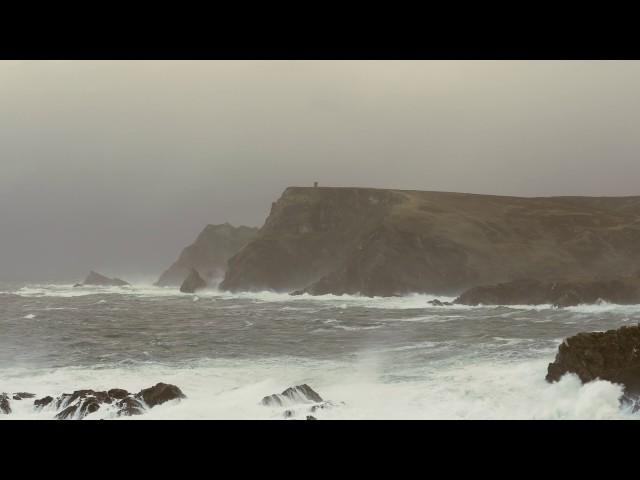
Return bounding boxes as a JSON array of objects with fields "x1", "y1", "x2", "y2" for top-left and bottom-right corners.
[{"x1": 2, "y1": 60, "x2": 640, "y2": 282}]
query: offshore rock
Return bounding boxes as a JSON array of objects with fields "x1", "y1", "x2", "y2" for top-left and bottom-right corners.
[
  {"x1": 79, "y1": 271, "x2": 129, "y2": 287},
  {"x1": 179, "y1": 269, "x2": 207, "y2": 293}
]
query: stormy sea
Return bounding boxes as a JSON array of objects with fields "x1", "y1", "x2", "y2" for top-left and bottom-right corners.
[{"x1": 1, "y1": 281, "x2": 639, "y2": 420}]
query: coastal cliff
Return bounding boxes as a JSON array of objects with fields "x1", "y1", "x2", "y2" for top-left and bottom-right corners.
[
  {"x1": 155, "y1": 223, "x2": 258, "y2": 286},
  {"x1": 219, "y1": 187, "x2": 640, "y2": 296}
]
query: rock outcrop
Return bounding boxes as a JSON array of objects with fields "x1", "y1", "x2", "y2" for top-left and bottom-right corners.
[
  {"x1": 546, "y1": 325, "x2": 640, "y2": 397},
  {"x1": 136, "y1": 382, "x2": 186, "y2": 408},
  {"x1": 12, "y1": 392, "x2": 35, "y2": 400},
  {"x1": 1, "y1": 393, "x2": 10, "y2": 414},
  {"x1": 33, "y1": 383, "x2": 185, "y2": 419},
  {"x1": 179, "y1": 269, "x2": 207, "y2": 293},
  {"x1": 220, "y1": 187, "x2": 640, "y2": 297},
  {"x1": 155, "y1": 223, "x2": 258, "y2": 287},
  {"x1": 261, "y1": 384, "x2": 324, "y2": 407},
  {"x1": 260, "y1": 384, "x2": 340, "y2": 419},
  {"x1": 455, "y1": 276, "x2": 640, "y2": 307},
  {"x1": 77, "y1": 271, "x2": 129, "y2": 287}
]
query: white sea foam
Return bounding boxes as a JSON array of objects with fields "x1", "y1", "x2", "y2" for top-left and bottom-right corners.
[{"x1": 0, "y1": 355, "x2": 636, "y2": 420}]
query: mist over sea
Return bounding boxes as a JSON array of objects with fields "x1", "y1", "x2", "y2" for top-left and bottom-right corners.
[{"x1": 1, "y1": 281, "x2": 639, "y2": 419}]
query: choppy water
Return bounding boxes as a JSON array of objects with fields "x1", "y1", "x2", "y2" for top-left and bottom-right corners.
[{"x1": 1, "y1": 282, "x2": 639, "y2": 419}]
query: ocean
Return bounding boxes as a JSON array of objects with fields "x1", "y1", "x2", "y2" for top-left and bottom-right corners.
[{"x1": 1, "y1": 282, "x2": 639, "y2": 419}]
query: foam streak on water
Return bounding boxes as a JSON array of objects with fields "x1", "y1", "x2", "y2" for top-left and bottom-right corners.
[{"x1": 1, "y1": 283, "x2": 639, "y2": 420}]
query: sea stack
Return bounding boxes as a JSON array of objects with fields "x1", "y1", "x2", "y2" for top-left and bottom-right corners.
[
  {"x1": 180, "y1": 269, "x2": 207, "y2": 293},
  {"x1": 77, "y1": 271, "x2": 129, "y2": 287},
  {"x1": 155, "y1": 223, "x2": 258, "y2": 287}
]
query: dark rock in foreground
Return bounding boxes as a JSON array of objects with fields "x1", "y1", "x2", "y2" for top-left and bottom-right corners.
[
  {"x1": 136, "y1": 382, "x2": 186, "y2": 408},
  {"x1": 1, "y1": 393, "x2": 10, "y2": 414},
  {"x1": 306, "y1": 415, "x2": 317, "y2": 420},
  {"x1": 33, "y1": 383, "x2": 185, "y2": 419},
  {"x1": 77, "y1": 271, "x2": 129, "y2": 287},
  {"x1": 180, "y1": 269, "x2": 207, "y2": 293},
  {"x1": 261, "y1": 384, "x2": 324, "y2": 407},
  {"x1": 546, "y1": 325, "x2": 640, "y2": 397},
  {"x1": 455, "y1": 276, "x2": 640, "y2": 307}
]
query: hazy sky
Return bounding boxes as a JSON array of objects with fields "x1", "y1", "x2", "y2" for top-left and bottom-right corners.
[{"x1": 2, "y1": 60, "x2": 640, "y2": 281}]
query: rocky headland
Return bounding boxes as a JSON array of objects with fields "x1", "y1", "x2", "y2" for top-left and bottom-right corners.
[{"x1": 220, "y1": 187, "x2": 640, "y2": 297}]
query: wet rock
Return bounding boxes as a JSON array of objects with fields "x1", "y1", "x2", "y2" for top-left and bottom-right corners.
[
  {"x1": 34, "y1": 396, "x2": 54, "y2": 408},
  {"x1": 155, "y1": 223, "x2": 258, "y2": 287},
  {"x1": 428, "y1": 299, "x2": 452, "y2": 306},
  {"x1": 1, "y1": 393, "x2": 11, "y2": 414},
  {"x1": 308, "y1": 401, "x2": 340, "y2": 413},
  {"x1": 73, "y1": 283, "x2": 83, "y2": 288},
  {"x1": 179, "y1": 269, "x2": 207, "y2": 293},
  {"x1": 107, "y1": 388, "x2": 129, "y2": 400},
  {"x1": 261, "y1": 384, "x2": 324, "y2": 407},
  {"x1": 12, "y1": 392, "x2": 35, "y2": 400},
  {"x1": 54, "y1": 389, "x2": 113, "y2": 419},
  {"x1": 35, "y1": 383, "x2": 185, "y2": 419},
  {"x1": 306, "y1": 415, "x2": 317, "y2": 420},
  {"x1": 546, "y1": 325, "x2": 640, "y2": 396},
  {"x1": 135, "y1": 382, "x2": 186, "y2": 408},
  {"x1": 115, "y1": 397, "x2": 145, "y2": 416},
  {"x1": 80, "y1": 271, "x2": 129, "y2": 287}
]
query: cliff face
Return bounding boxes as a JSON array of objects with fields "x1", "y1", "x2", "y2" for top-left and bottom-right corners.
[
  {"x1": 219, "y1": 187, "x2": 640, "y2": 296},
  {"x1": 155, "y1": 223, "x2": 258, "y2": 286}
]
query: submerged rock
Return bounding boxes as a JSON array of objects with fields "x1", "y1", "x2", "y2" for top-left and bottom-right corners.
[
  {"x1": 546, "y1": 325, "x2": 640, "y2": 397},
  {"x1": 79, "y1": 271, "x2": 129, "y2": 287},
  {"x1": 179, "y1": 269, "x2": 207, "y2": 293},
  {"x1": 261, "y1": 384, "x2": 324, "y2": 407},
  {"x1": 1, "y1": 393, "x2": 11, "y2": 414}
]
